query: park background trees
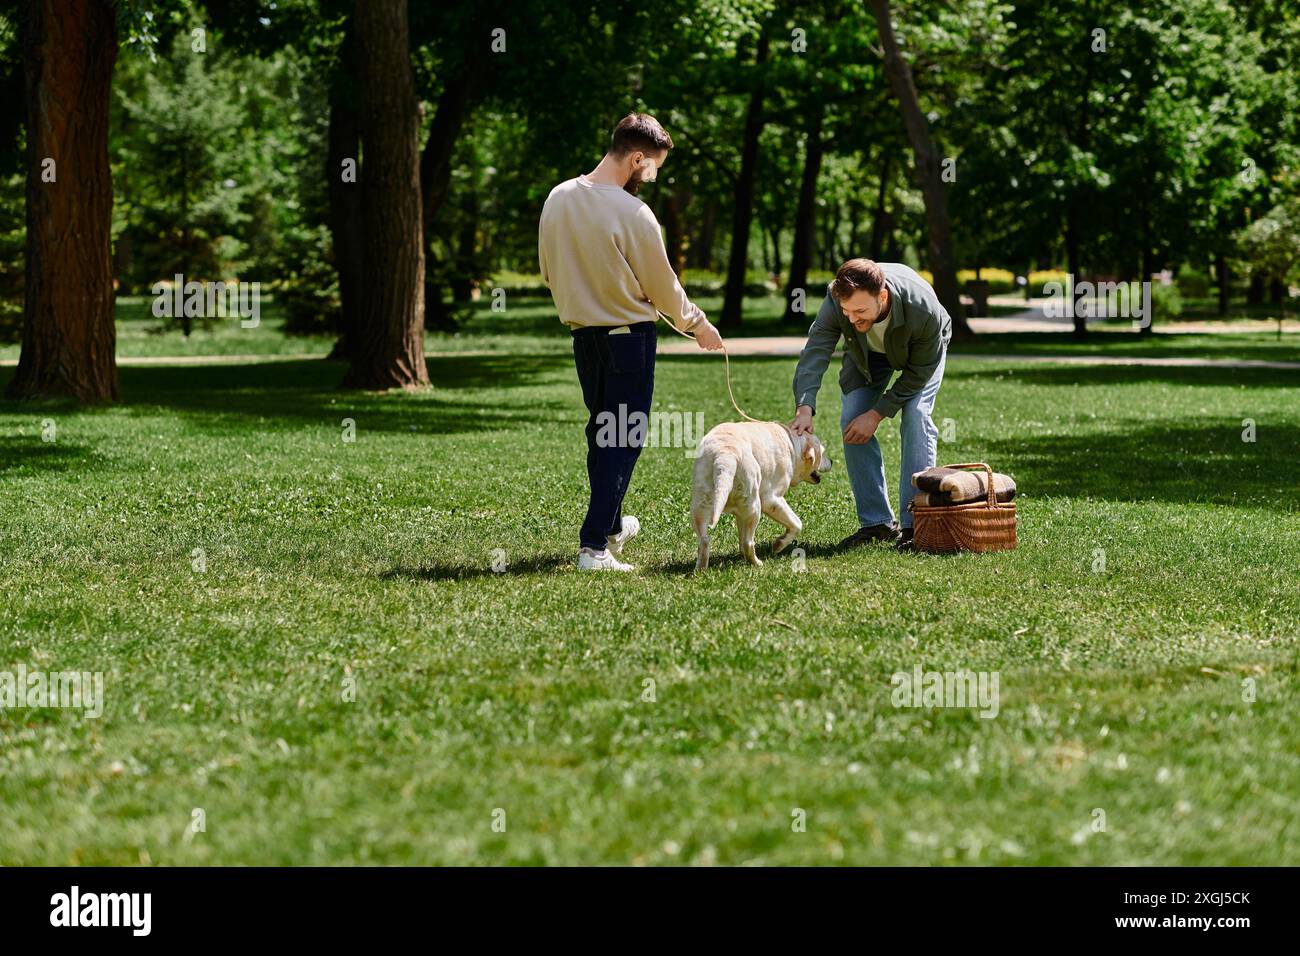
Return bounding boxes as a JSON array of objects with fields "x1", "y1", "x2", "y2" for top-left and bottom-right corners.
[{"x1": 0, "y1": 0, "x2": 1297, "y2": 400}]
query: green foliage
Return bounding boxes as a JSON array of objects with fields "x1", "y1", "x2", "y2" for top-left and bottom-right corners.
[
  {"x1": 275, "y1": 226, "x2": 341, "y2": 337},
  {"x1": 109, "y1": 26, "x2": 336, "y2": 335},
  {"x1": 1235, "y1": 198, "x2": 1300, "y2": 288},
  {"x1": 946, "y1": 0, "x2": 1299, "y2": 284},
  {"x1": 1150, "y1": 279, "x2": 1184, "y2": 320},
  {"x1": 1175, "y1": 263, "x2": 1212, "y2": 299},
  {"x1": 113, "y1": 33, "x2": 252, "y2": 291},
  {"x1": 3, "y1": 0, "x2": 1299, "y2": 341}
]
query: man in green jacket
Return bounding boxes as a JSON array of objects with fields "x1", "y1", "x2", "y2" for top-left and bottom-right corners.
[{"x1": 791, "y1": 258, "x2": 951, "y2": 550}]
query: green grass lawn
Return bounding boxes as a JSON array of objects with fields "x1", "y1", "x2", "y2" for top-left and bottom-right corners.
[{"x1": 1, "y1": 319, "x2": 1298, "y2": 865}]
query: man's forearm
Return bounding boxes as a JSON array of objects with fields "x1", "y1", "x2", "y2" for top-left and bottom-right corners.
[
  {"x1": 663, "y1": 301, "x2": 705, "y2": 332},
  {"x1": 793, "y1": 332, "x2": 838, "y2": 411}
]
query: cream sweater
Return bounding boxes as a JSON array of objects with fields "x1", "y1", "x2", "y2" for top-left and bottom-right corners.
[{"x1": 539, "y1": 175, "x2": 704, "y2": 331}]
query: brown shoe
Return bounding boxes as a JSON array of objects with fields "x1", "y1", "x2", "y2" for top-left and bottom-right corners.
[{"x1": 838, "y1": 523, "x2": 900, "y2": 548}]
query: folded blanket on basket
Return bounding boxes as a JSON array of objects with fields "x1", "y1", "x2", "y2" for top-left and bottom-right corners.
[{"x1": 911, "y1": 467, "x2": 1017, "y2": 506}]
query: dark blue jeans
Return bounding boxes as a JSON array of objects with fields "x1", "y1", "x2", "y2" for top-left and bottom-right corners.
[{"x1": 571, "y1": 322, "x2": 657, "y2": 551}]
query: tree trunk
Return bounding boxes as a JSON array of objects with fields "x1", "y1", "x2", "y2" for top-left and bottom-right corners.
[
  {"x1": 869, "y1": 156, "x2": 892, "y2": 259},
  {"x1": 8, "y1": 0, "x2": 118, "y2": 402},
  {"x1": 1063, "y1": 15, "x2": 1097, "y2": 341},
  {"x1": 1215, "y1": 253, "x2": 1228, "y2": 316},
  {"x1": 343, "y1": 0, "x2": 427, "y2": 390},
  {"x1": 845, "y1": 192, "x2": 864, "y2": 256},
  {"x1": 868, "y1": 0, "x2": 973, "y2": 342},
  {"x1": 1247, "y1": 273, "x2": 1263, "y2": 306},
  {"x1": 450, "y1": 196, "x2": 476, "y2": 304},
  {"x1": 783, "y1": 108, "x2": 823, "y2": 323},
  {"x1": 326, "y1": 23, "x2": 363, "y2": 361},
  {"x1": 693, "y1": 198, "x2": 718, "y2": 270},
  {"x1": 720, "y1": 29, "x2": 771, "y2": 329},
  {"x1": 662, "y1": 191, "x2": 688, "y2": 277},
  {"x1": 179, "y1": 150, "x2": 193, "y2": 336},
  {"x1": 1065, "y1": 213, "x2": 1084, "y2": 339},
  {"x1": 112, "y1": 232, "x2": 132, "y2": 295},
  {"x1": 824, "y1": 197, "x2": 841, "y2": 270},
  {"x1": 419, "y1": 51, "x2": 482, "y2": 333},
  {"x1": 425, "y1": 248, "x2": 447, "y2": 329}
]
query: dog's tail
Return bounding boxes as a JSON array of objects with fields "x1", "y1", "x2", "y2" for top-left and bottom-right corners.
[{"x1": 709, "y1": 456, "x2": 737, "y2": 528}]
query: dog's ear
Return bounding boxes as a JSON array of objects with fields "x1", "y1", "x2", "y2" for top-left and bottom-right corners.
[{"x1": 802, "y1": 439, "x2": 817, "y2": 466}]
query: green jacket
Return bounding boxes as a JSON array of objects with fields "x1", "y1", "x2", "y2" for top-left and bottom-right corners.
[{"x1": 792, "y1": 262, "x2": 952, "y2": 419}]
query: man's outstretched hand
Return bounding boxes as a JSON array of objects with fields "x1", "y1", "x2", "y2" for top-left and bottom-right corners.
[
  {"x1": 791, "y1": 404, "x2": 815, "y2": 435},
  {"x1": 694, "y1": 319, "x2": 723, "y2": 351}
]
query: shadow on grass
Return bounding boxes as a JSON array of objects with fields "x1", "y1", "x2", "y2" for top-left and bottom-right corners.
[
  {"x1": 954, "y1": 363, "x2": 1300, "y2": 390},
  {"x1": 982, "y1": 424, "x2": 1299, "y2": 509},
  {"x1": 0, "y1": 355, "x2": 575, "y2": 436},
  {"x1": 951, "y1": 330, "x2": 1300, "y2": 361},
  {"x1": 649, "y1": 538, "x2": 870, "y2": 574},
  {"x1": 393, "y1": 536, "x2": 959, "y2": 578},
  {"x1": 389, "y1": 536, "x2": 862, "y2": 579},
  {"x1": 0, "y1": 436, "x2": 92, "y2": 476},
  {"x1": 936, "y1": 365, "x2": 1299, "y2": 508},
  {"x1": 964, "y1": 364, "x2": 1300, "y2": 512},
  {"x1": 384, "y1": 552, "x2": 575, "y2": 580}
]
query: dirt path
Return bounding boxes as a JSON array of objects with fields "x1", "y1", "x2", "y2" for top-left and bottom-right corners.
[
  {"x1": 977, "y1": 297, "x2": 1300, "y2": 334},
  {"x1": 656, "y1": 337, "x2": 1300, "y2": 369}
]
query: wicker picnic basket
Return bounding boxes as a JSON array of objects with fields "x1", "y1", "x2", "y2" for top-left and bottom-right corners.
[{"x1": 909, "y1": 462, "x2": 1017, "y2": 554}]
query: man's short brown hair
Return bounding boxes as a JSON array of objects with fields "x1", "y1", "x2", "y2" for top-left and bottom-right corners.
[
  {"x1": 610, "y1": 112, "x2": 673, "y2": 156},
  {"x1": 830, "y1": 258, "x2": 885, "y2": 300}
]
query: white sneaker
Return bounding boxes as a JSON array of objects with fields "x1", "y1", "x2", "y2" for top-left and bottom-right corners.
[
  {"x1": 606, "y1": 516, "x2": 640, "y2": 559},
  {"x1": 577, "y1": 547, "x2": 634, "y2": 571}
]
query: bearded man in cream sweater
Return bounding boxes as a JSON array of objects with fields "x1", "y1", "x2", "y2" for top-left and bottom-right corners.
[{"x1": 540, "y1": 113, "x2": 724, "y2": 571}]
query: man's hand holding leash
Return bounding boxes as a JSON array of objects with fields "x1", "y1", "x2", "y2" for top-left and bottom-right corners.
[{"x1": 693, "y1": 318, "x2": 723, "y2": 351}]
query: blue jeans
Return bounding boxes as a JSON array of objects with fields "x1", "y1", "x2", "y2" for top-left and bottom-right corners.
[
  {"x1": 839, "y1": 348, "x2": 946, "y2": 529},
  {"x1": 571, "y1": 322, "x2": 657, "y2": 551}
]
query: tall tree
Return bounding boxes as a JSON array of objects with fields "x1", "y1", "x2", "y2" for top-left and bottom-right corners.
[
  {"x1": 326, "y1": 19, "x2": 362, "y2": 358},
  {"x1": 7, "y1": 0, "x2": 118, "y2": 401},
  {"x1": 419, "y1": 58, "x2": 483, "y2": 331},
  {"x1": 867, "y1": 0, "x2": 972, "y2": 340},
  {"x1": 343, "y1": 0, "x2": 427, "y2": 390},
  {"x1": 782, "y1": 104, "x2": 824, "y2": 323},
  {"x1": 720, "y1": 24, "x2": 771, "y2": 330}
]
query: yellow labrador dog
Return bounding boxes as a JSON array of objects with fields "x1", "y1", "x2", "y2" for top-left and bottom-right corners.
[{"x1": 691, "y1": 422, "x2": 832, "y2": 570}]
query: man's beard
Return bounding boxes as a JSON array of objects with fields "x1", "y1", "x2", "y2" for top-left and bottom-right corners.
[{"x1": 623, "y1": 173, "x2": 642, "y2": 196}]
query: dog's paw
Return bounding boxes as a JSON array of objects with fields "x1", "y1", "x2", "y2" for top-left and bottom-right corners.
[{"x1": 771, "y1": 535, "x2": 795, "y2": 555}]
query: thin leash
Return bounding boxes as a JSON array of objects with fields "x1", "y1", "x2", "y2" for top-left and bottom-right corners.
[{"x1": 655, "y1": 312, "x2": 780, "y2": 427}]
